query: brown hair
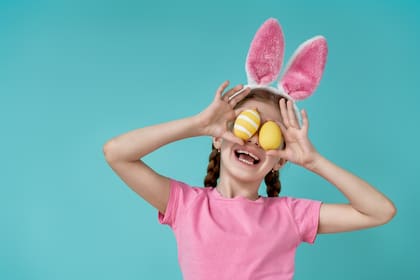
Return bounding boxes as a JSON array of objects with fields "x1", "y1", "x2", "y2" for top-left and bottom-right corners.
[
  {"x1": 203, "y1": 89, "x2": 283, "y2": 197},
  {"x1": 203, "y1": 144, "x2": 221, "y2": 189}
]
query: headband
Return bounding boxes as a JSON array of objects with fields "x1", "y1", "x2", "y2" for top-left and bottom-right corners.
[{"x1": 244, "y1": 18, "x2": 328, "y2": 121}]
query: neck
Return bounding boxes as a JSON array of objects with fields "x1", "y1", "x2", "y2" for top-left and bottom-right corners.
[{"x1": 216, "y1": 175, "x2": 261, "y2": 201}]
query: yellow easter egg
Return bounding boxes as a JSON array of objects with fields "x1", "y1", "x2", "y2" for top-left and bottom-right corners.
[
  {"x1": 259, "y1": 121, "x2": 283, "y2": 150},
  {"x1": 233, "y1": 109, "x2": 260, "y2": 140}
]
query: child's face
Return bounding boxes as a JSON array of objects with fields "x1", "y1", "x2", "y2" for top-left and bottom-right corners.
[{"x1": 218, "y1": 98, "x2": 284, "y2": 183}]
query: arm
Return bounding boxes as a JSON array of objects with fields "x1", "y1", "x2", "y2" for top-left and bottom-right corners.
[
  {"x1": 308, "y1": 154, "x2": 396, "y2": 233},
  {"x1": 103, "y1": 116, "x2": 203, "y2": 214},
  {"x1": 268, "y1": 99, "x2": 396, "y2": 233},
  {"x1": 103, "y1": 82, "x2": 249, "y2": 214}
]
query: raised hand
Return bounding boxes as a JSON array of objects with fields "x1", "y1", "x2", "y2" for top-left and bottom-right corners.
[
  {"x1": 266, "y1": 99, "x2": 320, "y2": 170},
  {"x1": 197, "y1": 81, "x2": 251, "y2": 145}
]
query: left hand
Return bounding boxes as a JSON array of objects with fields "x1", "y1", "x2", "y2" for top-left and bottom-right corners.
[
  {"x1": 196, "y1": 81, "x2": 250, "y2": 145},
  {"x1": 266, "y1": 99, "x2": 320, "y2": 170}
]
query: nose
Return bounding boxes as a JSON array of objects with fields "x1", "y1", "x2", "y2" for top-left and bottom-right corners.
[{"x1": 247, "y1": 133, "x2": 259, "y2": 146}]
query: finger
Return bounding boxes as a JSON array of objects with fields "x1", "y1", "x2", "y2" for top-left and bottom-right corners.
[
  {"x1": 222, "y1": 84, "x2": 245, "y2": 102},
  {"x1": 275, "y1": 120, "x2": 287, "y2": 137},
  {"x1": 226, "y1": 120, "x2": 234, "y2": 132},
  {"x1": 228, "y1": 87, "x2": 251, "y2": 107},
  {"x1": 279, "y1": 98, "x2": 290, "y2": 127},
  {"x1": 215, "y1": 81, "x2": 230, "y2": 100},
  {"x1": 301, "y1": 109, "x2": 309, "y2": 134},
  {"x1": 222, "y1": 131, "x2": 244, "y2": 145},
  {"x1": 287, "y1": 100, "x2": 299, "y2": 128}
]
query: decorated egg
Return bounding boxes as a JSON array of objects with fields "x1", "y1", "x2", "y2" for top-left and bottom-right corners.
[
  {"x1": 259, "y1": 121, "x2": 283, "y2": 150},
  {"x1": 233, "y1": 109, "x2": 261, "y2": 140}
]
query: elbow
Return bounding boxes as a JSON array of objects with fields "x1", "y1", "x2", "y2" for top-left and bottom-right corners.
[
  {"x1": 103, "y1": 140, "x2": 118, "y2": 163},
  {"x1": 387, "y1": 201, "x2": 397, "y2": 222},
  {"x1": 378, "y1": 200, "x2": 397, "y2": 225}
]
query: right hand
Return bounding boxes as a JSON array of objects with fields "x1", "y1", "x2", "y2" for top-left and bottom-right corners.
[{"x1": 197, "y1": 81, "x2": 251, "y2": 144}]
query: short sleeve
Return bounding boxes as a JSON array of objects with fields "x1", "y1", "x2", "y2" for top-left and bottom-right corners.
[
  {"x1": 158, "y1": 179, "x2": 200, "y2": 229},
  {"x1": 285, "y1": 197, "x2": 322, "y2": 244}
]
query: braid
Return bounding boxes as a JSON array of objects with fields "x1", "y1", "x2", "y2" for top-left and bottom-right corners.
[
  {"x1": 204, "y1": 145, "x2": 220, "y2": 188},
  {"x1": 264, "y1": 170, "x2": 281, "y2": 197}
]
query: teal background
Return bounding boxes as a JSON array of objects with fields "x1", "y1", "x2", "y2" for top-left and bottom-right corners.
[{"x1": 1, "y1": 0, "x2": 419, "y2": 279}]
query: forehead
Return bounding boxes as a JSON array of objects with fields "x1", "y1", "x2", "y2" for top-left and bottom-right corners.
[{"x1": 235, "y1": 98, "x2": 281, "y2": 121}]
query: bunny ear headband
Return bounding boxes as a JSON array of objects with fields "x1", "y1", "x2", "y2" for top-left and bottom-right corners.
[{"x1": 243, "y1": 18, "x2": 328, "y2": 121}]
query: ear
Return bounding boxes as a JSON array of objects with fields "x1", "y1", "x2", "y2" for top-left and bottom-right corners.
[
  {"x1": 278, "y1": 36, "x2": 328, "y2": 100},
  {"x1": 212, "y1": 137, "x2": 223, "y2": 150},
  {"x1": 273, "y1": 158, "x2": 287, "y2": 171},
  {"x1": 246, "y1": 18, "x2": 285, "y2": 86}
]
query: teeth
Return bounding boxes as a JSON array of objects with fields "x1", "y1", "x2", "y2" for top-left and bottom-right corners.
[
  {"x1": 238, "y1": 158, "x2": 254, "y2": 165},
  {"x1": 236, "y1": 150, "x2": 260, "y2": 161}
]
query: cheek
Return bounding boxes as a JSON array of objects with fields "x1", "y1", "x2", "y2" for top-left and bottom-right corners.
[
  {"x1": 220, "y1": 139, "x2": 234, "y2": 151},
  {"x1": 264, "y1": 154, "x2": 281, "y2": 168},
  {"x1": 219, "y1": 141, "x2": 235, "y2": 159}
]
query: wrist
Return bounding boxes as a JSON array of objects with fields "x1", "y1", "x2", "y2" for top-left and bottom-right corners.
[
  {"x1": 303, "y1": 152, "x2": 325, "y2": 172},
  {"x1": 191, "y1": 114, "x2": 210, "y2": 136}
]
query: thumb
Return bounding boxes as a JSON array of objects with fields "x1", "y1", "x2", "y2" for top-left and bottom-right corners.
[
  {"x1": 265, "y1": 149, "x2": 287, "y2": 159},
  {"x1": 222, "y1": 131, "x2": 244, "y2": 146}
]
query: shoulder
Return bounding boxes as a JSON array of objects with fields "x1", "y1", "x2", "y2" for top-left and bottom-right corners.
[
  {"x1": 260, "y1": 196, "x2": 301, "y2": 206},
  {"x1": 169, "y1": 179, "x2": 208, "y2": 194},
  {"x1": 168, "y1": 179, "x2": 209, "y2": 205},
  {"x1": 280, "y1": 196, "x2": 322, "y2": 213},
  {"x1": 263, "y1": 196, "x2": 322, "y2": 219},
  {"x1": 159, "y1": 179, "x2": 209, "y2": 227},
  {"x1": 278, "y1": 196, "x2": 322, "y2": 243}
]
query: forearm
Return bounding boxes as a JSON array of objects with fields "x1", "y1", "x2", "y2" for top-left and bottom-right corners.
[
  {"x1": 104, "y1": 115, "x2": 204, "y2": 162},
  {"x1": 308, "y1": 154, "x2": 396, "y2": 221}
]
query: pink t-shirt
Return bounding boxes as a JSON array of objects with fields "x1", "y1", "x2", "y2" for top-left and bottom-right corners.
[{"x1": 158, "y1": 179, "x2": 322, "y2": 280}]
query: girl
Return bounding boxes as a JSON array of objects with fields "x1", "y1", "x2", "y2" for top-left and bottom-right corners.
[{"x1": 103, "y1": 19, "x2": 396, "y2": 280}]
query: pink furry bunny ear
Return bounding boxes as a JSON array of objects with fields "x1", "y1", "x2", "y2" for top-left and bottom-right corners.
[
  {"x1": 246, "y1": 18, "x2": 285, "y2": 86},
  {"x1": 279, "y1": 36, "x2": 328, "y2": 100}
]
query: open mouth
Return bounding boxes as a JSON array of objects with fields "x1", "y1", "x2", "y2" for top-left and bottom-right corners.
[{"x1": 234, "y1": 149, "x2": 260, "y2": 166}]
